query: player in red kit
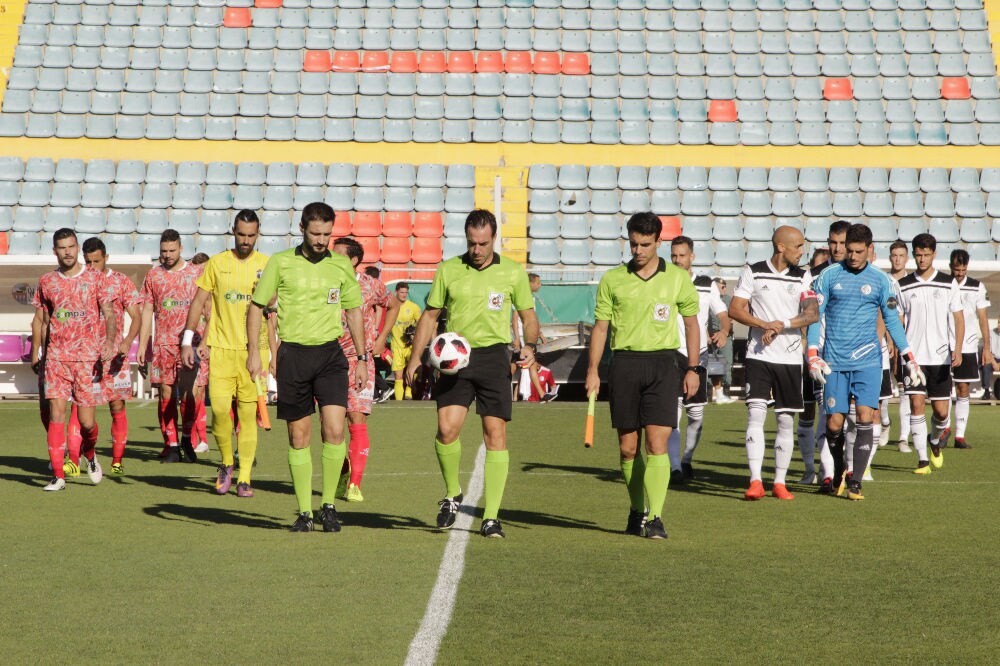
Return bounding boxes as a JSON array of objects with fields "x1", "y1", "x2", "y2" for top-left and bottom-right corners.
[
  {"x1": 30, "y1": 229, "x2": 117, "y2": 491},
  {"x1": 137, "y1": 230, "x2": 203, "y2": 463},
  {"x1": 331, "y1": 237, "x2": 400, "y2": 501}
]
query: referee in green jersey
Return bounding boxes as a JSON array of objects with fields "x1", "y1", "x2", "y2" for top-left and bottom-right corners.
[
  {"x1": 585, "y1": 212, "x2": 701, "y2": 540},
  {"x1": 247, "y1": 202, "x2": 368, "y2": 533},
  {"x1": 405, "y1": 209, "x2": 539, "y2": 539}
]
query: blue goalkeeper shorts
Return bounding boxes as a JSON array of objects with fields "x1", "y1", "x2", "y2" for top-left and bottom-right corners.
[{"x1": 823, "y1": 366, "x2": 883, "y2": 413}]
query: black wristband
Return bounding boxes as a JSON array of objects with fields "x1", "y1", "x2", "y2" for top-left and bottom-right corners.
[{"x1": 686, "y1": 366, "x2": 707, "y2": 375}]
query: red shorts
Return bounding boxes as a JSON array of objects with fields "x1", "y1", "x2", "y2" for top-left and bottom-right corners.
[
  {"x1": 194, "y1": 352, "x2": 209, "y2": 388},
  {"x1": 151, "y1": 345, "x2": 203, "y2": 387},
  {"x1": 346, "y1": 354, "x2": 376, "y2": 415},
  {"x1": 44, "y1": 359, "x2": 105, "y2": 407},
  {"x1": 101, "y1": 355, "x2": 132, "y2": 403}
]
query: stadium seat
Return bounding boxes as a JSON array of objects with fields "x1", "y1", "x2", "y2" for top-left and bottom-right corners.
[
  {"x1": 356, "y1": 236, "x2": 380, "y2": 263},
  {"x1": 351, "y1": 212, "x2": 381, "y2": 237},
  {"x1": 413, "y1": 212, "x2": 443, "y2": 237},
  {"x1": 382, "y1": 212, "x2": 413, "y2": 237},
  {"x1": 380, "y1": 238, "x2": 411, "y2": 264},
  {"x1": 411, "y1": 237, "x2": 442, "y2": 264}
]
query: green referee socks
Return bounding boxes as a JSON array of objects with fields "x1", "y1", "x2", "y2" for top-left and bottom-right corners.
[
  {"x1": 321, "y1": 441, "x2": 347, "y2": 506},
  {"x1": 643, "y1": 454, "x2": 670, "y2": 520},
  {"x1": 620, "y1": 453, "x2": 647, "y2": 512},
  {"x1": 287, "y1": 447, "x2": 313, "y2": 515},
  {"x1": 435, "y1": 438, "x2": 462, "y2": 498},
  {"x1": 483, "y1": 449, "x2": 509, "y2": 521}
]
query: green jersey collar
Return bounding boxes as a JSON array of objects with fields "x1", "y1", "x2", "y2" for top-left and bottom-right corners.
[
  {"x1": 627, "y1": 257, "x2": 667, "y2": 280},
  {"x1": 295, "y1": 244, "x2": 332, "y2": 264},
  {"x1": 461, "y1": 252, "x2": 501, "y2": 271}
]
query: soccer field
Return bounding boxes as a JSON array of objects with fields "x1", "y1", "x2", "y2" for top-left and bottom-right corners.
[{"x1": 2, "y1": 399, "x2": 999, "y2": 664}]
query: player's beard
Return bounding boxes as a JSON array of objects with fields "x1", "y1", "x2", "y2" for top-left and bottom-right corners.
[{"x1": 235, "y1": 243, "x2": 254, "y2": 259}]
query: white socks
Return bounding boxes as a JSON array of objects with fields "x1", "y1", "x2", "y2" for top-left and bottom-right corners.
[
  {"x1": 899, "y1": 396, "x2": 911, "y2": 442},
  {"x1": 955, "y1": 396, "x2": 970, "y2": 439},
  {"x1": 774, "y1": 413, "x2": 794, "y2": 485},
  {"x1": 667, "y1": 399, "x2": 683, "y2": 471},
  {"x1": 797, "y1": 418, "x2": 816, "y2": 476},
  {"x1": 681, "y1": 404, "x2": 705, "y2": 464},
  {"x1": 745, "y1": 400, "x2": 767, "y2": 482},
  {"x1": 912, "y1": 413, "x2": 929, "y2": 462}
]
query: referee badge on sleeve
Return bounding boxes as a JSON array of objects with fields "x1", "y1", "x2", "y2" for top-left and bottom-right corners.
[
  {"x1": 327, "y1": 288, "x2": 341, "y2": 304},
  {"x1": 653, "y1": 304, "x2": 671, "y2": 321}
]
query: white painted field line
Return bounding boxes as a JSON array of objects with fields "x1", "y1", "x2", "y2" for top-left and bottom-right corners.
[{"x1": 404, "y1": 442, "x2": 487, "y2": 666}]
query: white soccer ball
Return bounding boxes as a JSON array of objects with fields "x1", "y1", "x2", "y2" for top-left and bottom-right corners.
[{"x1": 428, "y1": 332, "x2": 471, "y2": 375}]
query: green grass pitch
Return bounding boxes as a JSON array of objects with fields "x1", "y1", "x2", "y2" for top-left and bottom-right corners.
[{"x1": 2, "y1": 399, "x2": 999, "y2": 664}]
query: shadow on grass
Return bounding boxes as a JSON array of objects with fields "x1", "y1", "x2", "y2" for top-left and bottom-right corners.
[
  {"x1": 341, "y1": 511, "x2": 433, "y2": 531},
  {"x1": 520, "y1": 461, "x2": 621, "y2": 483},
  {"x1": 143, "y1": 502, "x2": 287, "y2": 529},
  {"x1": 134, "y1": 473, "x2": 292, "y2": 495}
]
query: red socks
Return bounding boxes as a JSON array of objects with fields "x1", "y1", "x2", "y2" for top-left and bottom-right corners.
[
  {"x1": 158, "y1": 397, "x2": 178, "y2": 446},
  {"x1": 111, "y1": 409, "x2": 128, "y2": 464},
  {"x1": 81, "y1": 423, "x2": 98, "y2": 461},
  {"x1": 180, "y1": 396, "x2": 196, "y2": 442},
  {"x1": 348, "y1": 423, "x2": 370, "y2": 487},
  {"x1": 194, "y1": 399, "x2": 207, "y2": 445},
  {"x1": 67, "y1": 403, "x2": 82, "y2": 466},
  {"x1": 47, "y1": 422, "x2": 66, "y2": 478}
]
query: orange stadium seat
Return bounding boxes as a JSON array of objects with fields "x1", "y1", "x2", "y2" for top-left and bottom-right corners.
[
  {"x1": 823, "y1": 78, "x2": 854, "y2": 100},
  {"x1": 254, "y1": 0, "x2": 282, "y2": 7},
  {"x1": 413, "y1": 212, "x2": 444, "y2": 237},
  {"x1": 381, "y1": 212, "x2": 413, "y2": 237},
  {"x1": 351, "y1": 212, "x2": 382, "y2": 237},
  {"x1": 390, "y1": 52, "x2": 419, "y2": 73},
  {"x1": 418, "y1": 52, "x2": 447, "y2": 73},
  {"x1": 505, "y1": 51, "x2": 533, "y2": 73},
  {"x1": 708, "y1": 100, "x2": 738, "y2": 122},
  {"x1": 412, "y1": 237, "x2": 443, "y2": 264},
  {"x1": 475, "y1": 52, "x2": 504, "y2": 73},
  {"x1": 222, "y1": 7, "x2": 252, "y2": 28},
  {"x1": 447, "y1": 52, "x2": 476, "y2": 73},
  {"x1": 0, "y1": 232, "x2": 8, "y2": 255},
  {"x1": 533, "y1": 52, "x2": 561, "y2": 74},
  {"x1": 561, "y1": 53, "x2": 590, "y2": 75},
  {"x1": 659, "y1": 216, "x2": 683, "y2": 241},
  {"x1": 357, "y1": 237, "x2": 380, "y2": 263},
  {"x1": 332, "y1": 211, "x2": 352, "y2": 237},
  {"x1": 941, "y1": 77, "x2": 971, "y2": 100},
  {"x1": 380, "y1": 238, "x2": 411, "y2": 264},
  {"x1": 362, "y1": 51, "x2": 390, "y2": 71},
  {"x1": 303, "y1": 50, "x2": 331, "y2": 73},
  {"x1": 332, "y1": 51, "x2": 361, "y2": 71}
]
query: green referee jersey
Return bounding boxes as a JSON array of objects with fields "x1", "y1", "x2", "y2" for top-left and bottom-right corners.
[
  {"x1": 426, "y1": 253, "x2": 534, "y2": 348},
  {"x1": 595, "y1": 258, "x2": 699, "y2": 351},
  {"x1": 251, "y1": 245, "x2": 361, "y2": 346}
]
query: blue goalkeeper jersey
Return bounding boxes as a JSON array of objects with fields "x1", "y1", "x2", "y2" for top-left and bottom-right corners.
[{"x1": 806, "y1": 261, "x2": 909, "y2": 371}]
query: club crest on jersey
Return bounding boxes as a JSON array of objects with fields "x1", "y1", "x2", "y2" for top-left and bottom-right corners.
[
  {"x1": 861, "y1": 284, "x2": 872, "y2": 295},
  {"x1": 827, "y1": 397, "x2": 837, "y2": 409},
  {"x1": 327, "y1": 288, "x2": 341, "y2": 304},
  {"x1": 887, "y1": 296, "x2": 898, "y2": 309},
  {"x1": 933, "y1": 290, "x2": 942, "y2": 299},
  {"x1": 786, "y1": 284, "x2": 796, "y2": 294},
  {"x1": 653, "y1": 304, "x2": 671, "y2": 321},
  {"x1": 488, "y1": 292, "x2": 505, "y2": 311}
]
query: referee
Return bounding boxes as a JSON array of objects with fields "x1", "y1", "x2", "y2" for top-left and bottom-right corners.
[
  {"x1": 247, "y1": 202, "x2": 367, "y2": 533},
  {"x1": 585, "y1": 212, "x2": 701, "y2": 540},
  {"x1": 405, "y1": 209, "x2": 539, "y2": 539}
]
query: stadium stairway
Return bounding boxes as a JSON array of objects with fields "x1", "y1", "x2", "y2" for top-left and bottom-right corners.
[{"x1": 0, "y1": 0, "x2": 998, "y2": 281}]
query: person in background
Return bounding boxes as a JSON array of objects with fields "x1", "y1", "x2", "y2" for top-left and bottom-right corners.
[{"x1": 708, "y1": 278, "x2": 734, "y2": 404}]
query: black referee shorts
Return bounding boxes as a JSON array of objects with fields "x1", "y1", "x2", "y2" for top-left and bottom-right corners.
[
  {"x1": 609, "y1": 350, "x2": 682, "y2": 430},
  {"x1": 275, "y1": 340, "x2": 349, "y2": 422},
  {"x1": 435, "y1": 343, "x2": 513, "y2": 421}
]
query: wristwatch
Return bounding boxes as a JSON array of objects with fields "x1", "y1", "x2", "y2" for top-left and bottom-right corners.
[
  {"x1": 686, "y1": 366, "x2": 707, "y2": 375},
  {"x1": 357, "y1": 353, "x2": 369, "y2": 362}
]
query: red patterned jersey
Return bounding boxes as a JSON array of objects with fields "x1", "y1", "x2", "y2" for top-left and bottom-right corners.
[
  {"x1": 140, "y1": 262, "x2": 202, "y2": 347},
  {"x1": 99, "y1": 268, "x2": 141, "y2": 349},
  {"x1": 339, "y1": 272, "x2": 390, "y2": 355},
  {"x1": 33, "y1": 268, "x2": 114, "y2": 362}
]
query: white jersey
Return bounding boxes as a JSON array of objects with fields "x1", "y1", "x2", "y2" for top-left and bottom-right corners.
[
  {"x1": 950, "y1": 276, "x2": 990, "y2": 349},
  {"x1": 734, "y1": 259, "x2": 812, "y2": 365},
  {"x1": 896, "y1": 270, "x2": 963, "y2": 366},
  {"x1": 676, "y1": 274, "x2": 727, "y2": 357},
  {"x1": 880, "y1": 277, "x2": 903, "y2": 370}
]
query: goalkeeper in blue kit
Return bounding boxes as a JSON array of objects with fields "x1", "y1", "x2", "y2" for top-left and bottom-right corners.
[{"x1": 806, "y1": 224, "x2": 925, "y2": 500}]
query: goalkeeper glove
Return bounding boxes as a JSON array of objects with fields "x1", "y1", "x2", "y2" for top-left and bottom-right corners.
[
  {"x1": 901, "y1": 349, "x2": 925, "y2": 387},
  {"x1": 807, "y1": 347, "x2": 832, "y2": 386}
]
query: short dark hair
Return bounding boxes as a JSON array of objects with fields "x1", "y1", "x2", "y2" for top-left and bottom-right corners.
[
  {"x1": 333, "y1": 236, "x2": 364, "y2": 264},
  {"x1": 828, "y1": 220, "x2": 851, "y2": 237},
  {"x1": 465, "y1": 209, "x2": 497, "y2": 236},
  {"x1": 191, "y1": 252, "x2": 210, "y2": 265},
  {"x1": 845, "y1": 223, "x2": 873, "y2": 246},
  {"x1": 671, "y1": 235, "x2": 694, "y2": 251},
  {"x1": 234, "y1": 209, "x2": 260, "y2": 227},
  {"x1": 912, "y1": 233, "x2": 937, "y2": 252},
  {"x1": 52, "y1": 228, "x2": 77, "y2": 246},
  {"x1": 626, "y1": 212, "x2": 662, "y2": 238},
  {"x1": 889, "y1": 240, "x2": 908, "y2": 253},
  {"x1": 395, "y1": 281, "x2": 409, "y2": 291},
  {"x1": 950, "y1": 249, "x2": 970, "y2": 266},
  {"x1": 364, "y1": 266, "x2": 381, "y2": 279},
  {"x1": 81, "y1": 237, "x2": 106, "y2": 255},
  {"x1": 160, "y1": 229, "x2": 181, "y2": 244},
  {"x1": 528, "y1": 272, "x2": 540, "y2": 281},
  {"x1": 301, "y1": 202, "x2": 336, "y2": 229}
]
